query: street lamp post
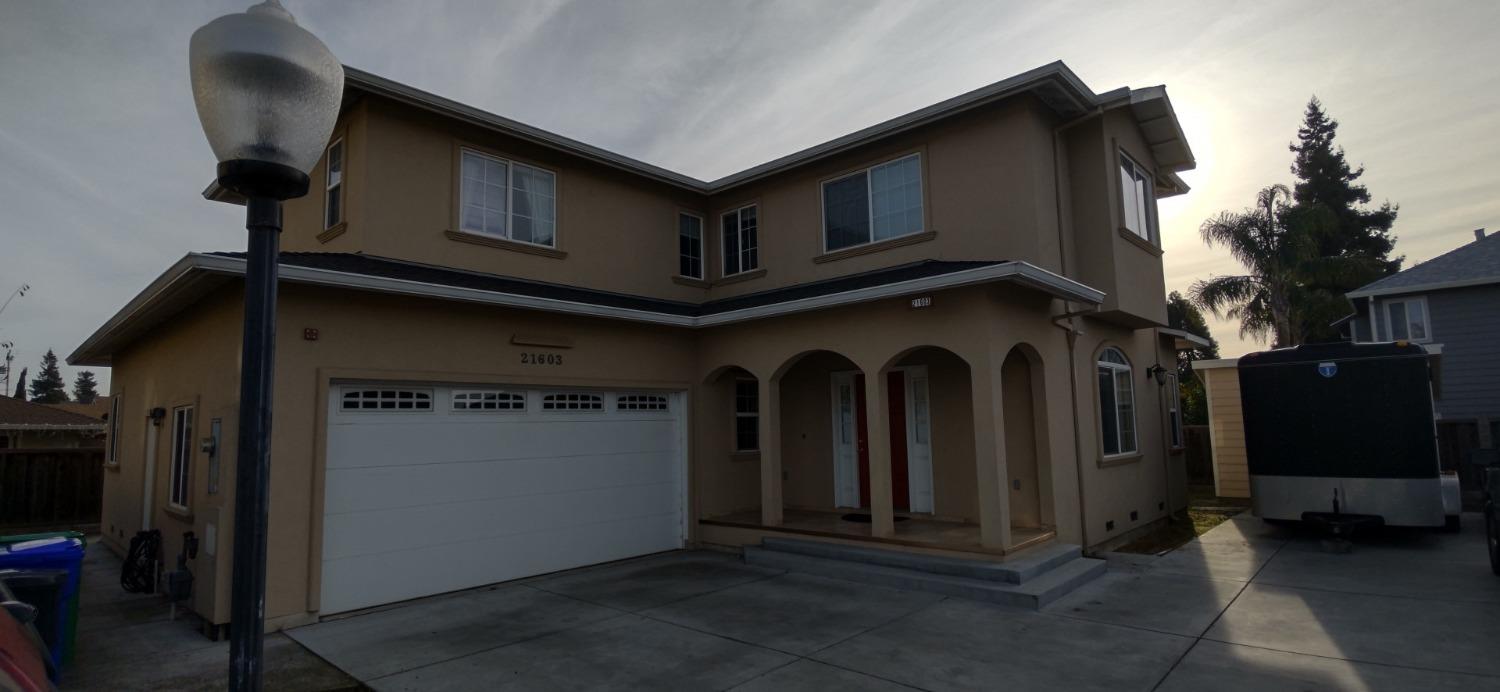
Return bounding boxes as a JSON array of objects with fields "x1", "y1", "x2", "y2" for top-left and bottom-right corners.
[{"x1": 188, "y1": 2, "x2": 342, "y2": 690}]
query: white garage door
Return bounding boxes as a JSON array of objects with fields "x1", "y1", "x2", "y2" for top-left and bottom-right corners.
[{"x1": 319, "y1": 383, "x2": 685, "y2": 614}]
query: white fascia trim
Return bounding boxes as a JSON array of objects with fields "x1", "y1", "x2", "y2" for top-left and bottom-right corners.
[
  {"x1": 1347, "y1": 276, "x2": 1500, "y2": 299},
  {"x1": 1191, "y1": 358, "x2": 1239, "y2": 370},
  {"x1": 193, "y1": 253, "x2": 1102, "y2": 328},
  {"x1": 1158, "y1": 327, "x2": 1212, "y2": 349}
]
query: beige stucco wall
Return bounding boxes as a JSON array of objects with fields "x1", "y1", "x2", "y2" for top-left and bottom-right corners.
[{"x1": 1200, "y1": 364, "x2": 1249, "y2": 498}]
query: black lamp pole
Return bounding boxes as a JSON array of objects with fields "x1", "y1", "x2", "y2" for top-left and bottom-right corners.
[
  {"x1": 227, "y1": 195, "x2": 282, "y2": 690},
  {"x1": 189, "y1": 2, "x2": 342, "y2": 688}
]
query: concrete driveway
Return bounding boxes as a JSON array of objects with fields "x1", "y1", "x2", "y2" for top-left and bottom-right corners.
[{"x1": 288, "y1": 514, "x2": 1500, "y2": 691}]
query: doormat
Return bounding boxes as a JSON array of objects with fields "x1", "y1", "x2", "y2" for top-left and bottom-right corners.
[{"x1": 840, "y1": 514, "x2": 910, "y2": 524}]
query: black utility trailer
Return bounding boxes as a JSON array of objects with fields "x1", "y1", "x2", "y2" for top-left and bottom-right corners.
[{"x1": 1238, "y1": 342, "x2": 1459, "y2": 531}]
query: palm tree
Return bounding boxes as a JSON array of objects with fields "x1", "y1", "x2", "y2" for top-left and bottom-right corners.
[{"x1": 1190, "y1": 185, "x2": 1379, "y2": 348}]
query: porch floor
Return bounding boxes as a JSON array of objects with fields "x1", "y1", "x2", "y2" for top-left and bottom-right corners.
[{"x1": 702, "y1": 508, "x2": 1054, "y2": 556}]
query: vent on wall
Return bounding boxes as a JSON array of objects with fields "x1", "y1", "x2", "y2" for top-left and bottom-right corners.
[
  {"x1": 1130, "y1": 510, "x2": 1139, "y2": 521},
  {"x1": 1105, "y1": 520, "x2": 1115, "y2": 531}
]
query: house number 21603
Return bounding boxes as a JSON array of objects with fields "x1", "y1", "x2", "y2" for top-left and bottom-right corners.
[{"x1": 520, "y1": 352, "x2": 563, "y2": 366}]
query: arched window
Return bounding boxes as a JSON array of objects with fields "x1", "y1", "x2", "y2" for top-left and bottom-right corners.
[{"x1": 1097, "y1": 347, "x2": 1137, "y2": 457}]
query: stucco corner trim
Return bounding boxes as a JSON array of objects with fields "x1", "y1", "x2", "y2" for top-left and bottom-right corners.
[
  {"x1": 1098, "y1": 452, "x2": 1143, "y2": 468},
  {"x1": 813, "y1": 231, "x2": 937, "y2": 265},
  {"x1": 714, "y1": 268, "x2": 768, "y2": 287},
  {"x1": 672, "y1": 275, "x2": 712, "y2": 289},
  {"x1": 1117, "y1": 227, "x2": 1163, "y2": 257},
  {"x1": 444, "y1": 230, "x2": 568, "y2": 259},
  {"x1": 316, "y1": 222, "x2": 348, "y2": 244}
]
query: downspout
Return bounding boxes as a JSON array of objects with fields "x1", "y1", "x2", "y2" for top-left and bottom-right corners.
[
  {"x1": 1155, "y1": 329, "x2": 1174, "y2": 524},
  {"x1": 1052, "y1": 309, "x2": 1094, "y2": 551},
  {"x1": 1050, "y1": 107, "x2": 1104, "y2": 552}
]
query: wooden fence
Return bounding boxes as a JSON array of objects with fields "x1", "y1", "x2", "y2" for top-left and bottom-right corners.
[
  {"x1": 0, "y1": 448, "x2": 104, "y2": 529},
  {"x1": 1183, "y1": 425, "x2": 1214, "y2": 485}
]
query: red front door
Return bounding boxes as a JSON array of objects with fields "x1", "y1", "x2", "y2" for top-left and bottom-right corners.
[{"x1": 854, "y1": 372, "x2": 910, "y2": 511}]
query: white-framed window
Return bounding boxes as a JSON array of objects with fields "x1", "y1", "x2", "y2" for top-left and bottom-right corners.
[
  {"x1": 721, "y1": 205, "x2": 759, "y2": 276},
  {"x1": 617, "y1": 394, "x2": 669, "y2": 411},
  {"x1": 1119, "y1": 154, "x2": 1156, "y2": 244},
  {"x1": 168, "y1": 406, "x2": 193, "y2": 510},
  {"x1": 459, "y1": 148, "x2": 557, "y2": 247},
  {"x1": 734, "y1": 378, "x2": 759, "y2": 452},
  {"x1": 107, "y1": 394, "x2": 122, "y2": 465},
  {"x1": 453, "y1": 390, "x2": 525, "y2": 411},
  {"x1": 1166, "y1": 373, "x2": 1183, "y2": 449},
  {"x1": 823, "y1": 153, "x2": 923, "y2": 252},
  {"x1": 679, "y1": 213, "x2": 704, "y2": 279},
  {"x1": 542, "y1": 392, "x2": 603, "y2": 411},
  {"x1": 341, "y1": 388, "x2": 434, "y2": 412},
  {"x1": 1097, "y1": 347, "x2": 1138, "y2": 457},
  {"x1": 324, "y1": 138, "x2": 344, "y2": 229},
  {"x1": 1384, "y1": 297, "x2": 1431, "y2": 342}
]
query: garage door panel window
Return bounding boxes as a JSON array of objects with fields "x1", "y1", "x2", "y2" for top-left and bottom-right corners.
[
  {"x1": 618, "y1": 394, "x2": 669, "y2": 411},
  {"x1": 453, "y1": 390, "x2": 526, "y2": 411},
  {"x1": 168, "y1": 405, "x2": 193, "y2": 510},
  {"x1": 542, "y1": 392, "x2": 604, "y2": 411},
  {"x1": 734, "y1": 379, "x2": 758, "y2": 452},
  {"x1": 342, "y1": 388, "x2": 433, "y2": 412},
  {"x1": 1097, "y1": 347, "x2": 1137, "y2": 457}
]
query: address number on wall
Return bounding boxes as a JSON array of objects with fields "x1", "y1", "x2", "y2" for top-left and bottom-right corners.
[{"x1": 520, "y1": 352, "x2": 564, "y2": 366}]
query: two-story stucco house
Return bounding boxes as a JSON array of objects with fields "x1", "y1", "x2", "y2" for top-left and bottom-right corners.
[
  {"x1": 1339, "y1": 228, "x2": 1500, "y2": 484},
  {"x1": 70, "y1": 61, "x2": 1198, "y2": 630}
]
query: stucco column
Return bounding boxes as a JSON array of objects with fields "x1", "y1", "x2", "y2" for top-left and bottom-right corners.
[
  {"x1": 758, "y1": 377, "x2": 783, "y2": 527},
  {"x1": 862, "y1": 367, "x2": 896, "y2": 538},
  {"x1": 971, "y1": 359, "x2": 1013, "y2": 549}
]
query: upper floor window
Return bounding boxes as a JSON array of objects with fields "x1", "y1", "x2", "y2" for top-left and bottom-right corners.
[
  {"x1": 679, "y1": 213, "x2": 704, "y2": 279},
  {"x1": 1119, "y1": 154, "x2": 1156, "y2": 244},
  {"x1": 1384, "y1": 297, "x2": 1430, "y2": 342},
  {"x1": 460, "y1": 149, "x2": 557, "y2": 248},
  {"x1": 1097, "y1": 347, "x2": 1138, "y2": 457},
  {"x1": 721, "y1": 205, "x2": 759, "y2": 276},
  {"x1": 823, "y1": 154, "x2": 923, "y2": 252},
  {"x1": 324, "y1": 138, "x2": 344, "y2": 230}
]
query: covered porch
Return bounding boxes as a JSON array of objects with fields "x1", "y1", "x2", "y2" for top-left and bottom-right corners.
[{"x1": 693, "y1": 285, "x2": 1075, "y2": 556}]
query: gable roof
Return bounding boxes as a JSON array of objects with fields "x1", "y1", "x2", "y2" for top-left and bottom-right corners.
[
  {"x1": 0, "y1": 397, "x2": 107, "y2": 431},
  {"x1": 209, "y1": 61, "x2": 1194, "y2": 201},
  {"x1": 45, "y1": 400, "x2": 110, "y2": 420},
  {"x1": 68, "y1": 252, "x2": 1104, "y2": 366},
  {"x1": 1348, "y1": 231, "x2": 1500, "y2": 298}
]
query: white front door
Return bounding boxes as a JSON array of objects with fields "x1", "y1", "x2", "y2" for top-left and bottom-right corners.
[
  {"x1": 903, "y1": 367, "x2": 934, "y2": 513},
  {"x1": 319, "y1": 383, "x2": 685, "y2": 614},
  {"x1": 829, "y1": 369, "x2": 934, "y2": 513},
  {"x1": 831, "y1": 373, "x2": 860, "y2": 508}
]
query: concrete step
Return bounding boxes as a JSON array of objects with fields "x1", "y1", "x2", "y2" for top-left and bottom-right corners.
[
  {"x1": 758, "y1": 537, "x2": 1080, "y2": 584},
  {"x1": 744, "y1": 546, "x2": 1106, "y2": 610}
]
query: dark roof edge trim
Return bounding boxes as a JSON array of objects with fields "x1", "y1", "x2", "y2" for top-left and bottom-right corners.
[{"x1": 70, "y1": 254, "x2": 1104, "y2": 364}]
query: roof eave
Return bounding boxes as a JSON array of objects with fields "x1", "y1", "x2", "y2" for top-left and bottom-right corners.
[{"x1": 1347, "y1": 275, "x2": 1500, "y2": 299}]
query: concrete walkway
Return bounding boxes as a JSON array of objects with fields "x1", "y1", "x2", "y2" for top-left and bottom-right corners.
[
  {"x1": 285, "y1": 512, "x2": 1500, "y2": 691},
  {"x1": 61, "y1": 540, "x2": 358, "y2": 691}
]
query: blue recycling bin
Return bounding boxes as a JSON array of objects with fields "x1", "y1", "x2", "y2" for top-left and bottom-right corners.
[{"x1": 0, "y1": 536, "x2": 85, "y2": 674}]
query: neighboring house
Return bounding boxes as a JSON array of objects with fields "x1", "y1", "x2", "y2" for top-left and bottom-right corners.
[
  {"x1": 0, "y1": 397, "x2": 106, "y2": 449},
  {"x1": 69, "y1": 61, "x2": 1199, "y2": 628},
  {"x1": 1339, "y1": 228, "x2": 1500, "y2": 477}
]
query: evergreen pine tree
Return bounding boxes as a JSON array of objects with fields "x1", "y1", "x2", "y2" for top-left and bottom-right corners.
[
  {"x1": 72, "y1": 371, "x2": 99, "y2": 404},
  {"x1": 28, "y1": 349, "x2": 69, "y2": 404},
  {"x1": 12, "y1": 368, "x2": 25, "y2": 400},
  {"x1": 1287, "y1": 97, "x2": 1401, "y2": 341}
]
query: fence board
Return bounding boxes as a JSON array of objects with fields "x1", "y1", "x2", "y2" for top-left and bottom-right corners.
[{"x1": 0, "y1": 449, "x2": 104, "y2": 528}]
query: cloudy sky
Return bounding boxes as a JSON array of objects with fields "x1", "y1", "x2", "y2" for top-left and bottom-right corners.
[{"x1": 2, "y1": 0, "x2": 1497, "y2": 394}]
